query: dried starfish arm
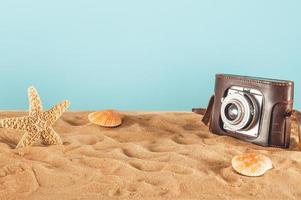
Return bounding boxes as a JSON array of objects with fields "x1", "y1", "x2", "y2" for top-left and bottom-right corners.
[
  {"x1": 42, "y1": 100, "x2": 70, "y2": 124},
  {"x1": 41, "y1": 127, "x2": 62, "y2": 145},
  {"x1": 28, "y1": 86, "x2": 43, "y2": 114},
  {"x1": 0, "y1": 116, "x2": 32, "y2": 131},
  {"x1": 0, "y1": 86, "x2": 70, "y2": 149},
  {"x1": 16, "y1": 130, "x2": 41, "y2": 148}
]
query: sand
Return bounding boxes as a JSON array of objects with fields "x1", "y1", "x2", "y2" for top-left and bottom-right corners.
[{"x1": 0, "y1": 111, "x2": 300, "y2": 200}]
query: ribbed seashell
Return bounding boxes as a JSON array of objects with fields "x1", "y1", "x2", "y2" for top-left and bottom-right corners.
[
  {"x1": 88, "y1": 110, "x2": 122, "y2": 127},
  {"x1": 231, "y1": 153, "x2": 273, "y2": 177}
]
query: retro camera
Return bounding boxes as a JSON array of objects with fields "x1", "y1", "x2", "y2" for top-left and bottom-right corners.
[{"x1": 197, "y1": 74, "x2": 295, "y2": 148}]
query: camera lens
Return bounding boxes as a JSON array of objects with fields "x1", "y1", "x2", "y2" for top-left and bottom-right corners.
[
  {"x1": 221, "y1": 91, "x2": 259, "y2": 132},
  {"x1": 225, "y1": 103, "x2": 239, "y2": 121}
]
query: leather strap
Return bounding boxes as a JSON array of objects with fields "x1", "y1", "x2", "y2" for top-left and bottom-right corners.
[
  {"x1": 192, "y1": 96, "x2": 301, "y2": 147},
  {"x1": 192, "y1": 95, "x2": 215, "y2": 125},
  {"x1": 191, "y1": 108, "x2": 206, "y2": 115},
  {"x1": 294, "y1": 110, "x2": 301, "y2": 146}
]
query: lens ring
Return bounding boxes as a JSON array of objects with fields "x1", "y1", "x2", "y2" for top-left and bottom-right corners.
[
  {"x1": 221, "y1": 92, "x2": 254, "y2": 131},
  {"x1": 243, "y1": 93, "x2": 259, "y2": 129}
]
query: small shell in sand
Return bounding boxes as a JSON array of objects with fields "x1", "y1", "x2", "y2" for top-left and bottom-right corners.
[
  {"x1": 231, "y1": 153, "x2": 273, "y2": 177},
  {"x1": 88, "y1": 110, "x2": 122, "y2": 127}
]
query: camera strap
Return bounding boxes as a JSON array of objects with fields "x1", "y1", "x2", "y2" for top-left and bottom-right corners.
[
  {"x1": 192, "y1": 95, "x2": 301, "y2": 147},
  {"x1": 192, "y1": 95, "x2": 215, "y2": 126},
  {"x1": 294, "y1": 110, "x2": 301, "y2": 146}
]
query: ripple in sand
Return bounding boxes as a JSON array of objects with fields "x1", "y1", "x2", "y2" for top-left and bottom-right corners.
[
  {"x1": 64, "y1": 134, "x2": 100, "y2": 146},
  {"x1": 219, "y1": 167, "x2": 243, "y2": 186},
  {"x1": 172, "y1": 134, "x2": 202, "y2": 145},
  {"x1": 147, "y1": 139, "x2": 180, "y2": 153},
  {"x1": 164, "y1": 164, "x2": 193, "y2": 175},
  {"x1": 121, "y1": 144, "x2": 155, "y2": 159},
  {"x1": 129, "y1": 160, "x2": 165, "y2": 172},
  {"x1": 61, "y1": 115, "x2": 89, "y2": 126}
]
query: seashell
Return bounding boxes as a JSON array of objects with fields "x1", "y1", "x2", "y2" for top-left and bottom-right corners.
[
  {"x1": 88, "y1": 110, "x2": 122, "y2": 127},
  {"x1": 231, "y1": 153, "x2": 273, "y2": 177}
]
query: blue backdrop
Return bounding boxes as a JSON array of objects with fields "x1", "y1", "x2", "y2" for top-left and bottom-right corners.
[{"x1": 0, "y1": 0, "x2": 300, "y2": 110}]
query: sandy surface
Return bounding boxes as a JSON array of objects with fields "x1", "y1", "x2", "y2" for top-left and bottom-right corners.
[{"x1": 0, "y1": 111, "x2": 300, "y2": 200}]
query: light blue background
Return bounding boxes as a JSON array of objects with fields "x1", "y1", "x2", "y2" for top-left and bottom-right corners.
[{"x1": 0, "y1": 0, "x2": 300, "y2": 110}]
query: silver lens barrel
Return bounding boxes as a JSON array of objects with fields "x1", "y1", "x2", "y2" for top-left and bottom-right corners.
[{"x1": 221, "y1": 92, "x2": 258, "y2": 131}]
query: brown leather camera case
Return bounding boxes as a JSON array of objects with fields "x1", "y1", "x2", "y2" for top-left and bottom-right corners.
[{"x1": 199, "y1": 74, "x2": 295, "y2": 148}]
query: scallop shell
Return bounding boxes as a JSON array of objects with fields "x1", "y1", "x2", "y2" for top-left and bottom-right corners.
[
  {"x1": 88, "y1": 110, "x2": 122, "y2": 127},
  {"x1": 231, "y1": 153, "x2": 273, "y2": 177}
]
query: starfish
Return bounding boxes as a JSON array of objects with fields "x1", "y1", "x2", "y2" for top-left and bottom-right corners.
[{"x1": 0, "y1": 86, "x2": 70, "y2": 148}]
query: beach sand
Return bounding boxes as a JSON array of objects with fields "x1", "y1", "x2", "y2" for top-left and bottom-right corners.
[{"x1": 0, "y1": 111, "x2": 300, "y2": 200}]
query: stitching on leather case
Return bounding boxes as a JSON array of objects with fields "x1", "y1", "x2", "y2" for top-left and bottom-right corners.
[{"x1": 217, "y1": 75, "x2": 293, "y2": 87}]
